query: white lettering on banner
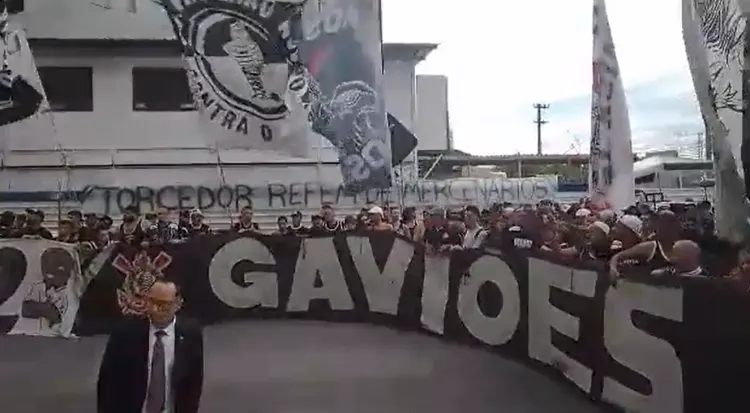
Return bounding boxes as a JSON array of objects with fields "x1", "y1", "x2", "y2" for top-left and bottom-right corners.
[
  {"x1": 200, "y1": 234, "x2": 684, "y2": 413},
  {"x1": 303, "y1": 4, "x2": 359, "y2": 40},
  {"x1": 457, "y1": 255, "x2": 520, "y2": 346},
  {"x1": 420, "y1": 254, "x2": 450, "y2": 335},
  {"x1": 287, "y1": 237, "x2": 354, "y2": 311},
  {"x1": 602, "y1": 281, "x2": 683, "y2": 413},
  {"x1": 346, "y1": 237, "x2": 414, "y2": 315},
  {"x1": 0, "y1": 240, "x2": 82, "y2": 338},
  {"x1": 208, "y1": 237, "x2": 278, "y2": 309},
  {"x1": 527, "y1": 259, "x2": 597, "y2": 393}
]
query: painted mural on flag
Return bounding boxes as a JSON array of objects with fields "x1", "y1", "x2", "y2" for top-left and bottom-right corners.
[
  {"x1": 682, "y1": 0, "x2": 749, "y2": 245},
  {"x1": 589, "y1": 0, "x2": 634, "y2": 210},
  {"x1": 0, "y1": 239, "x2": 87, "y2": 337},
  {"x1": 0, "y1": 8, "x2": 47, "y2": 151},
  {"x1": 293, "y1": 0, "x2": 393, "y2": 192}
]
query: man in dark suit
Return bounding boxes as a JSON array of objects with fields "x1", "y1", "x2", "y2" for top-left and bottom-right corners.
[{"x1": 97, "y1": 279, "x2": 204, "y2": 413}]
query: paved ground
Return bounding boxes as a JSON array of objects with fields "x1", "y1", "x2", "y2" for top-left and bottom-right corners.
[{"x1": 0, "y1": 320, "x2": 606, "y2": 413}]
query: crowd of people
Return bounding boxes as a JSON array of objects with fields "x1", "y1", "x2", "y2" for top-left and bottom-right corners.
[{"x1": 0, "y1": 198, "x2": 748, "y2": 288}]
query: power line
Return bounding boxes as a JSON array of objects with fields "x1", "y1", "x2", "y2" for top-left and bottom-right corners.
[{"x1": 532, "y1": 103, "x2": 549, "y2": 155}]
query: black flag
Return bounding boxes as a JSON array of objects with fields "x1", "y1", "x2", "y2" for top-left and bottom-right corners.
[{"x1": 388, "y1": 113, "x2": 418, "y2": 166}]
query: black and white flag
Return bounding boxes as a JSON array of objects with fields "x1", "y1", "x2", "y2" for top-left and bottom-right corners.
[
  {"x1": 295, "y1": 0, "x2": 393, "y2": 192},
  {"x1": 682, "y1": 0, "x2": 749, "y2": 244},
  {"x1": 157, "y1": 0, "x2": 394, "y2": 192},
  {"x1": 589, "y1": 0, "x2": 634, "y2": 210},
  {"x1": 157, "y1": 0, "x2": 311, "y2": 157},
  {"x1": 0, "y1": 6, "x2": 47, "y2": 150}
]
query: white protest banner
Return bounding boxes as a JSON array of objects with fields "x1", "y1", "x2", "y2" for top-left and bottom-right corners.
[
  {"x1": 0, "y1": 239, "x2": 85, "y2": 338},
  {"x1": 682, "y1": 0, "x2": 749, "y2": 244},
  {"x1": 590, "y1": 0, "x2": 634, "y2": 210}
]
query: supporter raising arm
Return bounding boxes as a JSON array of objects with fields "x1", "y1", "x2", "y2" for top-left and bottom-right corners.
[
  {"x1": 609, "y1": 240, "x2": 661, "y2": 283},
  {"x1": 396, "y1": 207, "x2": 424, "y2": 243}
]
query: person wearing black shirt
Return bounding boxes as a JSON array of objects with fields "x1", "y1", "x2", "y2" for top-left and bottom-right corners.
[
  {"x1": 232, "y1": 206, "x2": 260, "y2": 233},
  {"x1": 56, "y1": 218, "x2": 79, "y2": 243},
  {"x1": 187, "y1": 209, "x2": 210, "y2": 237},
  {"x1": 274, "y1": 216, "x2": 293, "y2": 235},
  {"x1": 100, "y1": 215, "x2": 114, "y2": 231},
  {"x1": 0, "y1": 211, "x2": 14, "y2": 238},
  {"x1": 424, "y1": 207, "x2": 462, "y2": 254},
  {"x1": 288, "y1": 211, "x2": 309, "y2": 235},
  {"x1": 65, "y1": 210, "x2": 83, "y2": 238},
  {"x1": 423, "y1": 207, "x2": 447, "y2": 250},
  {"x1": 15, "y1": 208, "x2": 53, "y2": 240},
  {"x1": 119, "y1": 205, "x2": 147, "y2": 247},
  {"x1": 321, "y1": 204, "x2": 342, "y2": 232},
  {"x1": 308, "y1": 214, "x2": 327, "y2": 236},
  {"x1": 78, "y1": 212, "x2": 100, "y2": 242}
]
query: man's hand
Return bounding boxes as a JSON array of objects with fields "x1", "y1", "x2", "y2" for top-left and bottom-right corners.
[{"x1": 608, "y1": 263, "x2": 620, "y2": 287}]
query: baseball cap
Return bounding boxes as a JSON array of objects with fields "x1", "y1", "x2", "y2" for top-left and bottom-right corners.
[
  {"x1": 368, "y1": 206, "x2": 384, "y2": 215},
  {"x1": 618, "y1": 215, "x2": 643, "y2": 237}
]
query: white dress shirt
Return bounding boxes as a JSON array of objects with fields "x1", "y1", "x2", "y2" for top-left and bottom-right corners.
[{"x1": 144, "y1": 318, "x2": 177, "y2": 413}]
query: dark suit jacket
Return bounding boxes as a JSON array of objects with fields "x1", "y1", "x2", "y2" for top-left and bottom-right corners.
[{"x1": 97, "y1": 316, "x2": 204, "y2": 413}]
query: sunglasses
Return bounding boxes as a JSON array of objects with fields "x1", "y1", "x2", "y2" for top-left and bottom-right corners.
[{"x1": 147, "y1": 296, "x2": 183, "y2": 311}]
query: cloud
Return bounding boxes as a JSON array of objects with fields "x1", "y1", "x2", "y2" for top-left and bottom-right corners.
[
  {"x1": 543, "y1": 74, "x2": 703, "y2": 154},
  {"x1": 383, "y1": 0, "x2": 703, "y2": 155}
]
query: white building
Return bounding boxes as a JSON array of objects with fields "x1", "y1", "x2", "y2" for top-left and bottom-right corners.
[{"x1": 0, "y1": 0, "x2": 451, "y2": 225}]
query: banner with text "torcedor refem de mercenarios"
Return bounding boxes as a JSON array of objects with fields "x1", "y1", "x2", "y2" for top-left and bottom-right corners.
[
  {"x1": 14, "y1": 233, "x2": 738, "y2": 413},
  {"x1": 75, "y1": 177, "x2": 557, "y2": 215}
]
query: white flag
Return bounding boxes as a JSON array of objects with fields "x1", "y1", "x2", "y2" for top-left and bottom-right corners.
[
  {"x1": 0, "y1": 27, "x2": 54, "y2": 152},
  {"x1": 159, "y1": 0, "x2": 311, "y2": 157},
  {"x1": 682, "y1": 0, "x2": 749, "y2": 244},
  {"x1": 589, "y1": 0, "x2": 635, "y2": 210}
]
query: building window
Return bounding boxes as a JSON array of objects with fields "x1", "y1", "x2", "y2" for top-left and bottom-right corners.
[
  {"x1": 7, "y1": 0, "x2": 24, "y2": 13},
  {"x1": 132, "y1": 67, "x2": 195, "y2": 112},
  {"x1": 38, "y1": 67, "x2": 94, "y2": 112}
]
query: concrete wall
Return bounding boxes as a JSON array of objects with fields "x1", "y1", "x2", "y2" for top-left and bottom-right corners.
[
  {"x1": 19, "y1": 0, "x2": 175, "y2": 40},
  {"x1": 415, "y1": 75, "x2": 449, "y2": 152},
  {"x1": 6, "y1": 43, "x2": 420, "y2": 160},
  {"x1": 4, "y1": 0, "x2": 440, "y2": 191}
]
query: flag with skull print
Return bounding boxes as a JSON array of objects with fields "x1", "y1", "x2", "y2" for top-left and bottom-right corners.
[
  {"x1": 156, "y1": 0, "x2": 394, "y2": 193},
  {"x1": 156, "y1": 0, "x2": 312, "y2": 157}
]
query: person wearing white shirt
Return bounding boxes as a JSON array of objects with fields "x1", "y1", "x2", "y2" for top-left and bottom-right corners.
[{"x1": 462, "y1": 206, "x2": 487, "y2": 249}]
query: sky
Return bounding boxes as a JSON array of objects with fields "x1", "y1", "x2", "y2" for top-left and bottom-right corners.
[{"x1": 381, "y1": 0, "x2": 705, "y2": 156}]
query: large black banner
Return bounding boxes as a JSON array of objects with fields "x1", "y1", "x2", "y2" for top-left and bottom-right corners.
[{"x1": 75, "y1": 233, "x2": 750, "y2": 413}]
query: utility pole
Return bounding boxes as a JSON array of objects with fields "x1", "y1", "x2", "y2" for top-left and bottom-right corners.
[{"x1": 533, "y1": 103, "x2": 549, "y2": 155}]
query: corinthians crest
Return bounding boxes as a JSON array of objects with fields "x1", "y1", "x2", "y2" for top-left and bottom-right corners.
[
  {"x1": 112, "y1": 251, "x2": 177, "y2": 316},
  {"x1": 159, "y1": 0, "x2": 301, "y2": 136}
]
